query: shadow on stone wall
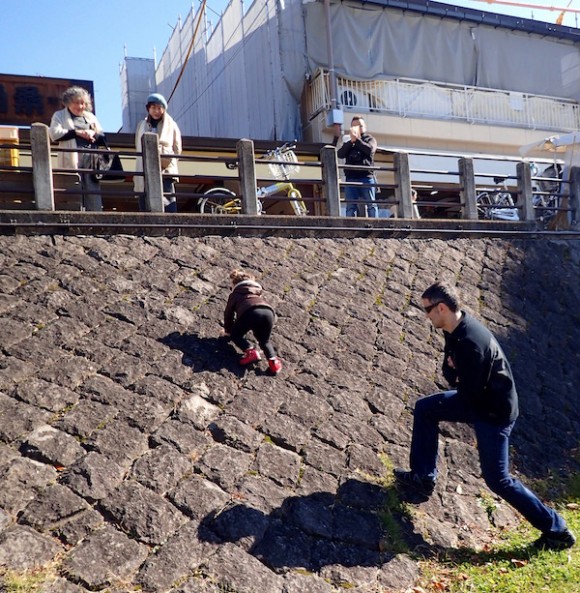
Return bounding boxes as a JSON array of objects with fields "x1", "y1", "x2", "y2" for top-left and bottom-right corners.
[
  {"x1": 198, "y1": 479, "x2": 404, "y2": 570},
  {"x1": 491, "y1": 241, "x2": 579, "y2": 488},
  {"x1": 160, "y1": 332, "x2": 244, "y2": 375}
]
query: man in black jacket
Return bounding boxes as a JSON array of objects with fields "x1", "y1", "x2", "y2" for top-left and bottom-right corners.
[
  {"x1": 337, "y1": 115, "x2": 379, "y2": 218},
  {"x1": 394, "y1": 281, "x2": 575, "y2": 551}
]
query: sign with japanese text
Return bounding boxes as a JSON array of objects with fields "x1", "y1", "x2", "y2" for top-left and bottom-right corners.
[{"x1": 0, "y1": 74, "x2": 95, "y2": 127}]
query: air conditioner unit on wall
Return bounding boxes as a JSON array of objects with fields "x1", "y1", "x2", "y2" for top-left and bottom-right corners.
[{"x1": 338, "y1": 87, "x2": 369, "y2": 110}]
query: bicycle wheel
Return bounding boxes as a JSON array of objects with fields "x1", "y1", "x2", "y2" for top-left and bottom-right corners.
[
  {"x1": 476, "y1": 192, "x2": 493, "y2": 219},
  {"x1": 288, "y1": 188, "x2": 308, "y2": 216},
  {"x1": 493, "y1": 191, "x2": 515, "y2": 207},
  {"x1": 199, "y1": 188, "x2": 240, "y2": 214}
]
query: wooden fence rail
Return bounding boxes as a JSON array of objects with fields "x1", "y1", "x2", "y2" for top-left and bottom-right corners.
[{"x1": 0, "y1": 122, "x2": 576, "y2": 230}]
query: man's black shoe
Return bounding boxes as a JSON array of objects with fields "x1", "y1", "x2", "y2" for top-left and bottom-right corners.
[
  {"x1": 393, "y1": 468, "x2": 436, "y2": 501},
  {"x1": 533, "y1": 528, "x2": 576, "y2": 551}
]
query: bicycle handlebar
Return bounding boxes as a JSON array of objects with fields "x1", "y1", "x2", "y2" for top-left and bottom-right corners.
[{"x1": 263, "y1": 142, "x2": 297, "y2": 158}]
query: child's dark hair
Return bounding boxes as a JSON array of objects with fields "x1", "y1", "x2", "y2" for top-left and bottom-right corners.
[{"x1": 230, "y1": 269, "x2": 255, "y2": 285}]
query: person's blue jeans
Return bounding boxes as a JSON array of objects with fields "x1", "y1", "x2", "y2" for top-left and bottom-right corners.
[
  {"x1": 162, "y1": 176, "x2": 177, "y2": 212},
  {"x1": 138, "y1": 177, "x2": 177, "y2": 213},
  {"x1": 410, "y1": 390, "x2": 567, "y2": 534},
  {"x1": 345, "y1": 178, "x2": 378, "y2": 218}
]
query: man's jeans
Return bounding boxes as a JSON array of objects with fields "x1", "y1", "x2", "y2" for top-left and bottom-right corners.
[
  {"x1": 345, "y1": 178, "x2": 378, "y2": 218},
  {"x1": 410, "y1": 390, "x2": 567, "y2": 534}
]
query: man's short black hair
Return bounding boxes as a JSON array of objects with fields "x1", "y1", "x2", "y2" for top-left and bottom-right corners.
[{"x1": 422, "y1": 281, "x2": 461, "y2": 312}]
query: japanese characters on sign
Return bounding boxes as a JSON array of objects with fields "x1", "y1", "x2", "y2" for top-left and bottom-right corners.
[{"x1": 0, "y1": 74, "x2": 95, "y2": 127}]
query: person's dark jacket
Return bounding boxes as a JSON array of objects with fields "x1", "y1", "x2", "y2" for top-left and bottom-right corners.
[
  {"x1": 337, "y1": 133, "x2": 377, "y2": 180},
  {"x1": 223, "y1": 280, "x2": 274, "y2": 333},
  {"x1": 442, "y1": 312, "x2": 519, "y2": 425}
]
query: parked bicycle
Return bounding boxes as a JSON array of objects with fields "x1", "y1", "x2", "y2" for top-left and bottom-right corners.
[
  {"x1": 476, "y1": 176, "x2": 519, "y2": 221},
  {"x1": 198, "y1": 143, "x2": 308, "y2": 215},
  {"x1": 531, "y1": 162, "x2": 562, "y2": 224}
]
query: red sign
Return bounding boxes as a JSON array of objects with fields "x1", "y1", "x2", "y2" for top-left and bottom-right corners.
[{"x1": 0, "y1": 74, "x2": 95, "y2": 127}]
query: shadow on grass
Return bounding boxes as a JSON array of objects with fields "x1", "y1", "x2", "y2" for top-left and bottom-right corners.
[{"x1": 422, "y1": 539, "x2": 548, "y2": 566}]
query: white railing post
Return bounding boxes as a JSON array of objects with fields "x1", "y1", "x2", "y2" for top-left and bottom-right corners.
[{"x1": 30, "y1": 123, "x2": 55, "y2": 211}]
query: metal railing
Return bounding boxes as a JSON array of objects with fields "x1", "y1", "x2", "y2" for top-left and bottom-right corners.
[
  {"x1": 0, "y1": 123, "x2": 578, "y2": 231},
  {"x1": 307, "y1": 70, "x2": 580, "y2": 132}
]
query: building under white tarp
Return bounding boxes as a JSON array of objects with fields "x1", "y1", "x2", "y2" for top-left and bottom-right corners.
[
  {"x1": 120, "y1": 0, "x2": 580, "y2": 148},
  {"x1": 120, "y1": 57, "x2": 156, "y2": 135}
]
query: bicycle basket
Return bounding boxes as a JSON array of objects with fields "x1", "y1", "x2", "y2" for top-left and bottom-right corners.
[{"x1": 265, "y1": 148, "x2": 300, "y2": 180}]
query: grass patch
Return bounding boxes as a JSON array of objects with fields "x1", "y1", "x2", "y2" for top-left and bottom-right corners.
[
  {"x1": 415, "y1": 504, "x2": 579, "y2": 592},
  {"x1": 377, "y1": 487, "x2": 412, "y2": 554},
  {"x1": 377, "y1": 454, "x2": 579, "y2": 592},
  {"x1": 0, "y1": 566, "x2": 58, "y2": 593},
  {"x1": 377, "y1": 453, "x2": 415, "y2": 554}
]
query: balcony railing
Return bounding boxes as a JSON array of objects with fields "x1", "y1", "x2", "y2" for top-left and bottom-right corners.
[{"x1": 306, "y1": 69, "x2": 580, "y2": 132}]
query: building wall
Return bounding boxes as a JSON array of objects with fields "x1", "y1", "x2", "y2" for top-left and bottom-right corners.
[
  {"x1": 120, "y1": 57, "x2": 156, "y2": 134},
  {"x1": 120, "y1": 0, "x2": 580, "y2": 157},
  {"x1": 142, "y1": 0, "x2": 304, "y2": 141},
  {"x1": 305, "y1": 1, "x2": 580, "y2": 101}
]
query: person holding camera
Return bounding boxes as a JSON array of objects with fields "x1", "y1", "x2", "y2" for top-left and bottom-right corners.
[{"x1": 337, "y1": 115, "x2": 379, "y2": 217}]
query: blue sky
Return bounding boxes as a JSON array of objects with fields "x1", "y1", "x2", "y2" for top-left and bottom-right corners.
[
  {"x1": 0, "y1": 0, "x2": 229, "y2": 132},
  {"x1": 0, "y1": 0, "x2": 577, "y2": 133}
]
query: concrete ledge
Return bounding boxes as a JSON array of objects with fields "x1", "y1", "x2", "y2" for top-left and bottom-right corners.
[{"x1": 0, "y1": 210, "x2": 576, "y2": 239}]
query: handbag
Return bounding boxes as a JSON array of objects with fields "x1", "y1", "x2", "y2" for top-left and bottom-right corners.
[{"x1": 91, "y1": 140, "x2": 125, "y2": 183}]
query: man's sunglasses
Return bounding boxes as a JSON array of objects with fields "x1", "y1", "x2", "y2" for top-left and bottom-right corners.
[{"x1": 424, "y1": 302, "x2": 441, "y2": 314}]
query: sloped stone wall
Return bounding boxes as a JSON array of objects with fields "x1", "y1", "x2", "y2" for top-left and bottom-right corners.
[{"x1": 0, "y1": 235, "x2": 578, "y2": 592}]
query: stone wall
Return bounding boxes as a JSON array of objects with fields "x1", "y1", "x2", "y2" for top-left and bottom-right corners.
[{"x1": 0, "y1": 234, "x2": 578, "y2": 592}]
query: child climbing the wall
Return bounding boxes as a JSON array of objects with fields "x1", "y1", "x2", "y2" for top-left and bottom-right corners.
[{"x1": 223, "y1": 269, "x2": 282, "y2": 375}]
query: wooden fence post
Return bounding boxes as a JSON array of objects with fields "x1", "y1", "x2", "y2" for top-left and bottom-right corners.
[
  {"x1": 394, "y1": 152, "x2": 414, "y2": 219},
  {"x1": 516, "y1": 161, "x2": 535, "y2": 222},
  {"x1": 320, "y1": 145, "x2": 341, "y2": 217},
  {"x1": 459, "y1": 157, "x2": 478, "y2": 220},
  {"x1": 568, "y1": 166, "x2": 580, "y2": 229},
  {"x1": 237, "y1": 139, "x2": 259, "y2": 215}
]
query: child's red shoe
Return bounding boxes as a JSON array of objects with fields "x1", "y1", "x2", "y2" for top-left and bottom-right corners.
[
  {"x1": 240, "y1": 348, "x2": 261, "y2": 365},
  {"x1": 268, "y1": 357, "x2": 282, "y2": 374}
]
